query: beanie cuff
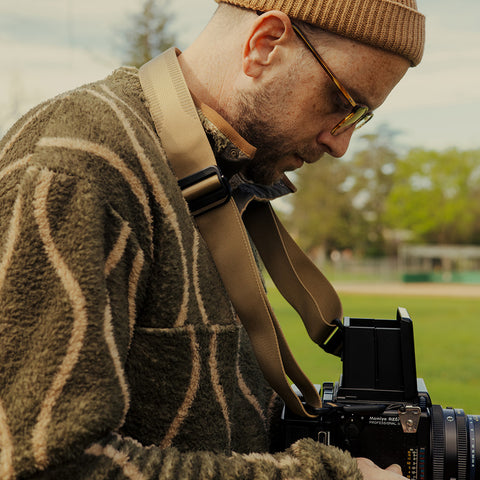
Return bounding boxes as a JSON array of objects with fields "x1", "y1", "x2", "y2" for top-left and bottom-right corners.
[{"x1": 216, "y1": 0, "x2": 425, "y2": 66}]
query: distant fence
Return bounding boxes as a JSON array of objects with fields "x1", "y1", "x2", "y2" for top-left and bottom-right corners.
[
  {"x1": 324, "y1": 256, "x2": 402, "y2": 283},
  {"x1": 320, "y1": 245, "x2": 480, "y2": 284}
]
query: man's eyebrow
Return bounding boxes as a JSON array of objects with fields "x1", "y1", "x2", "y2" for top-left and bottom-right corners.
[
  {"x1": 348, "y1": 86, "x2": 373, "y2": 111},
  {"x1": 329, "y1": 81, "x2": 373, "y2": 113}
]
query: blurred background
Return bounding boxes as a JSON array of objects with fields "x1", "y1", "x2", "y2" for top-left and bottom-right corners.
[
  {"x1": 1, "y1": 0, "x2": 480, "y2": 283},
  {"x1": 1, "y1": 0, "x2": 479, "y2": 409}
]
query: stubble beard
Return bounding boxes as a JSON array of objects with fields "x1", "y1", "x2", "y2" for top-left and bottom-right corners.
[
  {"x1": 229, "y1": 84, "x2": 306, "y2": 185},
  {"x1": 232, "y1": 94, "x2": 285, "y2": 185}
]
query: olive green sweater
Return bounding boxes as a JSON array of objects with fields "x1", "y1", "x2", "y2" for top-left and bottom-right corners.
[{"x1": 0, "y1": 66, "x2": 361, "y2": 480}]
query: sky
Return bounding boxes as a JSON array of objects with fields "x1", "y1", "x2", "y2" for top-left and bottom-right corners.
[{"x1": 1, "y1": 0, "x2": 479, "y2": 154}]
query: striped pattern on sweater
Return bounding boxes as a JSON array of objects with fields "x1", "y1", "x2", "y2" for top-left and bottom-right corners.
[{"x1": 0, "y1": 67, "x2": 361, "y2": 480}]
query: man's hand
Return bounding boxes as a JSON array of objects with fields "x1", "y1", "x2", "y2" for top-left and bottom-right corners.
[{"x1": 356, "y1": 458, "x2": 408, "y2": 479}]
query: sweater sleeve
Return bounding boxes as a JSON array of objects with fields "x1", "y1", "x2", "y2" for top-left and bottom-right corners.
[{"x1": 0, "y1": 165, "x2": 361, "y2": 480}]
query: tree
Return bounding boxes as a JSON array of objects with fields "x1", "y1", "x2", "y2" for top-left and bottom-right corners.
[
  {"x1": 344, "y1": 126, "x2": 402, "y2": 256},
  {"x1": 121, "y1": 0, "x2": 176, "y2": 68},
  {"x1": 285, "y1": 154, "x2": 358, "y2": 256},
  {"x1": 385, "y1": 148, "x2": 480, "y2": 245},
  {"x1": 284, "y1": 126, "x2": 402, "y2": 257}
]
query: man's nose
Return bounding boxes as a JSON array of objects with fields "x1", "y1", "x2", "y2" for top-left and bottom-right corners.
[{"x1": 317, "y1": 127, "x2": 355, "y2": 158}]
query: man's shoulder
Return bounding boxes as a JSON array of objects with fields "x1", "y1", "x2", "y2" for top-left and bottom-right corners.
[
  {"x1": 0, "y1": 64, "x2": 174, "y2": 192},
  {"x1": 64, "y1": 66, "x2": 144, "y2": 116},
  {"x1": 100, "y1": 66, "x2": 143, "y2": 101}
]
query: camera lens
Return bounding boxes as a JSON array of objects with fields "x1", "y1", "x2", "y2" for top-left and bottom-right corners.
[
  {"x1": 467, "y1": 415, "x2": 480, "y2": 480},
  {"x1": 431, "y1": 405, "x2": 480, "y2": 479}
]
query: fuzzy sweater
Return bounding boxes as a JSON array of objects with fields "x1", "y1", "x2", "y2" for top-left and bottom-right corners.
[{"x1": 0, "y1": 65, "x2": 362, "y2": 480}]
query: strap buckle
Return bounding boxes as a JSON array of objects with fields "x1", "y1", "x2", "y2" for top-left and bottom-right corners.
[
  {"x1": 178, "y1": 166, "x2": 232, "y2": 217},
  {"x1": 321, "y1": 318, "x2": 344, "y2": 357}
]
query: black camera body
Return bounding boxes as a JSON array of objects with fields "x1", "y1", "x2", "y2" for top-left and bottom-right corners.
[{"x1": 281, "y1": 308, "x2": 480, "y2": 480}]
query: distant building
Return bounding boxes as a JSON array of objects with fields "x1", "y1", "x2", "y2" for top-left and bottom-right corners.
[{"x1": 399, "y1": 244, "x2": 480, "y2": 283}]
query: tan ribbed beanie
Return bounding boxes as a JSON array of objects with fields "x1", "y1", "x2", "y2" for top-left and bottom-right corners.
[{"x1": 215, "y1": 0, "x2": 425, "y2": 66}]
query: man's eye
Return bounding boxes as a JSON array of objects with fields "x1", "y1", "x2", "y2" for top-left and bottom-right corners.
[{"x1": 334, "y1": 94, "x2": 351, "y2": 113}]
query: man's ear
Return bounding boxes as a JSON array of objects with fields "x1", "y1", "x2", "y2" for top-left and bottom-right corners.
[{"x1": 242, "y1": 11, "x2": 294, "y2": 78}]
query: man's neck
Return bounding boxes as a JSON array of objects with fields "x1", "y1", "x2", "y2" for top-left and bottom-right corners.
[
  {"x1": 178, "y1": 34, "x2": 243, "y2": 120},
  {"x1": 178, "y1": 50, "x2": 219, "y2": 114}
]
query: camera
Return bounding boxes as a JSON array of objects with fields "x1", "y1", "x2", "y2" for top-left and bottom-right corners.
[{"x1": 281, "y1": 308, "x2": 480, "y2": 479}]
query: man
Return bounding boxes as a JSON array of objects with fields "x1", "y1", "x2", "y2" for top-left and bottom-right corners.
[{"x1": 0, "y1": 0, "x2": 424, "y2": 478}]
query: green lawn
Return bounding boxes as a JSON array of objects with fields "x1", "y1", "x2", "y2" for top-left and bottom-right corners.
[{"x1": 270, "y1": 286, "x2": 480, "y2": 414}]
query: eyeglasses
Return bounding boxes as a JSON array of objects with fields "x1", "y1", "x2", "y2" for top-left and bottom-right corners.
[{"x1": 291, "y1": 23, "x2": 374, "y2": 136}]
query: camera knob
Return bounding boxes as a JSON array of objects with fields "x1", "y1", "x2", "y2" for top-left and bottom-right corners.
[{"x1": 344, "y1": 421, "x2": 360, "y2": 439}]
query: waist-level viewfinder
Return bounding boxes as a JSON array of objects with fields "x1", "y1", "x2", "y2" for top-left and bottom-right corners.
[{"x1": 339, "y1": 307, "x2": 418, "y2": 403}]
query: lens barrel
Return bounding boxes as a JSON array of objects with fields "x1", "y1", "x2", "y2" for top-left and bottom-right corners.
[
  {"x1": 467, "y1": 415, "x2": 480, "y2": 480},
  {"x1": 431, "y1": 405, "x2": 480, "y2": 480}
]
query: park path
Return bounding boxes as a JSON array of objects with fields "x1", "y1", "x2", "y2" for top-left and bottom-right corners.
[{"x1": 334, "y1": 282, "x2": 480, "y2": 298}]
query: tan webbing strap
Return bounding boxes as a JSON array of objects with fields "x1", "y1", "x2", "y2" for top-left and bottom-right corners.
[
  {"x1": 243, "y1": 202, "x2": 343, "y2": 352},
  {"x1": 139, "y1": 48, "x2": 207, "y2": 179},
  {"x1": 195, "y1": 201, "x2": 322, "y2": 414},
  {"x1": 139, "y1": 48, "x2": 342, "y2": 416}
]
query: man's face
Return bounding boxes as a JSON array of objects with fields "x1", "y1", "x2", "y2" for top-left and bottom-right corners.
[
  {"x1": 233, "y1": 62, "x2": 331, "y2": 185},
  {"x1": 231, "y1": 32, "x2": 410, "y2": 185},
  {"x1": 233, "y1": 62, "x2": 340, "y2": 185}
]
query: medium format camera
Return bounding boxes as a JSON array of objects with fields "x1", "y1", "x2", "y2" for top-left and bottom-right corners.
[{"x1": 281, "y1": 308, "x2": 479, "y2": 479}]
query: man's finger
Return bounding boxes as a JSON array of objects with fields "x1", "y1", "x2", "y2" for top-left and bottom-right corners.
[{"x1": 385, "y1": 463, "x2": 403, "y2": 475}]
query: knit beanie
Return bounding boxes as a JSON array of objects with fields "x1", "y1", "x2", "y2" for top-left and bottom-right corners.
[{"x1": 215, "y1": 0, "x2": 425, "y2": 66}]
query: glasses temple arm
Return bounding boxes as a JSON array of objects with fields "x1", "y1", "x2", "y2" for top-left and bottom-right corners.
[{"x1": 291, "y1": 24, "x2": 358, "y2": 107}]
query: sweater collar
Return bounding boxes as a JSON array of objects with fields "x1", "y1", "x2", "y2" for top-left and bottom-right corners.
[{"x1": 196, "y1": 102, "x2": 296, "y2": 214}]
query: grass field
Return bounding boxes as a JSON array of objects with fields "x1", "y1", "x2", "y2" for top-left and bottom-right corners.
[{"x1": 270, "y1": 285, "x2": 480, "y2": 413}]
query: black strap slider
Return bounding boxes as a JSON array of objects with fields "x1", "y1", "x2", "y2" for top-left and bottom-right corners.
[{"x1": 178, "y1": 166, "x2": 232, "y2": 216}]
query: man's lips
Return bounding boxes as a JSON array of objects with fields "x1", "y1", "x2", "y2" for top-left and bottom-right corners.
[
  {"x1": 288, "y1": 150, "x2": 325, "y2": 173},
  {"x1": 301, "y1": 150, "x2": 326, "y2": 165}
]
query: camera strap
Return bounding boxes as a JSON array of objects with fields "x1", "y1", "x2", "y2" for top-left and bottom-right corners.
[{"x1": 139, "y1": 48, "x2": 343, "y2": 418}]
